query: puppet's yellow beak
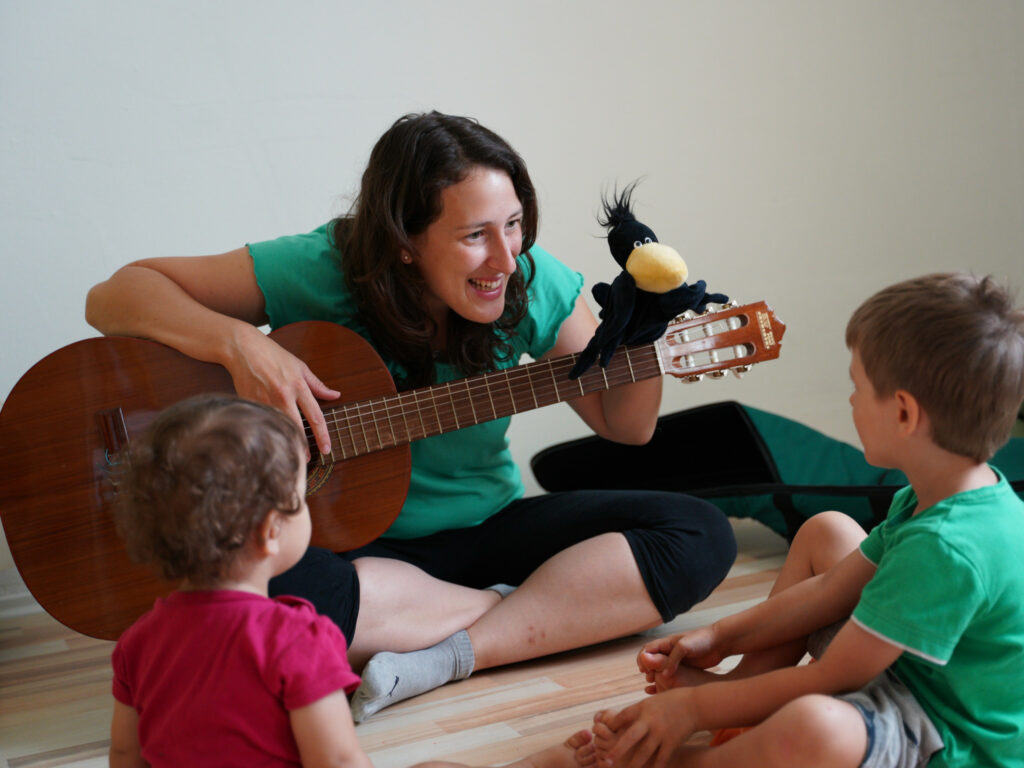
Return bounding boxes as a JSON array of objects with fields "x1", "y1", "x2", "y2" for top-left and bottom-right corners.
[{"x1": 625, "y1": 243, "x2": 688, "y2": 294}]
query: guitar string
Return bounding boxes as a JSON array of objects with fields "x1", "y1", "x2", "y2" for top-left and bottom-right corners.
[
  {"x1": 301, "y1": 308, "x2": 756, "y2": 454},
  {"x1": 302, "y1": 357, "x2": 663, "y2": 450},
  {"x1": 301, "y1": 352, "x2": 663, "y2": 455},
  {"x1": 308, "y1": 351, "x2": 657, "y2": 431}
]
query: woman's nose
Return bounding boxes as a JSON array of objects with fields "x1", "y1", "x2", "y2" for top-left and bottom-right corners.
[{"x1": 489, "y1": 234, "x2": 518, "y2": 273}]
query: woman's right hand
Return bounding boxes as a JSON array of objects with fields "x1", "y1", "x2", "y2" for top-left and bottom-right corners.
[
  {"x1": 86, "y1": 248, "x2": 339, "y2": 455},
  {"x1": 225, "y1": 324, "x2": 340, "y2": 456}
]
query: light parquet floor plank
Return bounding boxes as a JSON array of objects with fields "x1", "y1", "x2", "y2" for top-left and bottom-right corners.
[{"x1": 0, "y1": 519, "x2": 787, "y2": 767}]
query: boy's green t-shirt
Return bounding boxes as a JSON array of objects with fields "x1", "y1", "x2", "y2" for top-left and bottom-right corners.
[
  {"x1": 853, "y1": 470, "x2": 1024, "y2": 767},
  {"x1": 247, "y1": 224, "x2": 584, "y2": 539}
]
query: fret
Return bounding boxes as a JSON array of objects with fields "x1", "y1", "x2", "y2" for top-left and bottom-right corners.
[
  {"x1": 505, "y1": 372, "x2": 518, "y2": 414},
  {"x1": 624, "y1": 347, "x2": 636, "y2": 382},
  {"x1": 463, "y1": 378, "x2": 479, "y2": 424},
  {"x1": 430, "y1": 388, "x2": 444, "y2": 434},
  {"x1": 412, "y1": 389, "x2": 429, "y2": 440},
  {"x1": 572, "y1": 355, "x2": 585, "y2": 396},
  {"x1": 527, "y1": 369, "x2": 539, "y2": 409},
  {"x1": 357, "y1": 401, "x2": 373, "y2": 452},
  {"x1": 546, "y1": 359, "x2": 562, "y2": 402},
  {"x1": 382, "y1": 395, "x2": 398, "y2": 446},
  {"x1": 486, "y1": 373, "x2": 498, "y2": 419},
  {"x1": 397, "y1": 391, "x2": 413, "y2": 443},
  {"x1": 344, "y1": 404, "x2": 360, "y2": 456},
  {"x1": 357, "y1": 400, "x2": 378, "y2": 451},
  {"x1": 369, "y1": 400, "x2": 384, "y2": 449},
  {"x1": 445, "y1": 382, "x2": 460, "y2": 430},
  {"x1": 329, "y1": 407, "x2": 347, "y2": 460},
  {"x1": 600, "y1": 364, "x2": 609, "y2": 390}
]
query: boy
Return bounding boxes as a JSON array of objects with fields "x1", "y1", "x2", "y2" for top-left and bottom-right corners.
[{"x1": 589, "y1": 273, "x2": 1024, "y2": 767}]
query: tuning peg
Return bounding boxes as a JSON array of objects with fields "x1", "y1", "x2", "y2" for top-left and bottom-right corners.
[
  {"x1": 709, "y1": 370, "x2": 726, "y2": 378},
  {"x1": 730, "y1": 364, "x2": 751, "y2": 379},
  {"x1": 682, "y1": 374, "x2": 704, "y2": 383}
]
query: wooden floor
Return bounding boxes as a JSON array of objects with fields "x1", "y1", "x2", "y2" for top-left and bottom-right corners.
[{"x1": 0, "y1": 519, "x2": 788, "y2": 767}]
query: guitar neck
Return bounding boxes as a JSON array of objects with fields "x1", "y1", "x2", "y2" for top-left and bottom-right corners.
[{"x1": 322, "y1": 343, "x2": 663, "y2": 460}]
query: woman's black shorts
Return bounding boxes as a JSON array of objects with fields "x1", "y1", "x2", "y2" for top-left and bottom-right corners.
[{"x1": 269, "y1": 490, "x2": 736, "y2": 643}]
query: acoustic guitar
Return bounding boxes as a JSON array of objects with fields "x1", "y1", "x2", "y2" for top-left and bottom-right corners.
[{"x1": 0, "y1": 301, "x2": 784, "y2": 640}]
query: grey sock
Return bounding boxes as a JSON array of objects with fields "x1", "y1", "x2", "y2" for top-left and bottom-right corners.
[
  {"x1": 485, "y1": 583, "x2": 517, "y2": 598},
  {"x1": 350, "y1": 629, "x2": 475, "y2": 722}
]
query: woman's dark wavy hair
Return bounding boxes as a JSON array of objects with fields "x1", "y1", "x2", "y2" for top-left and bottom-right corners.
[
  {"x1": 331, "y1": 111, "x2": 538, "y2": 389},
  {"x1": 115, "y1": 395, "x2": 306, "y2": 584}
]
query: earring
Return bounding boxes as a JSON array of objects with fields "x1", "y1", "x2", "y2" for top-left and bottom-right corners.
[{"x1": 401, "y1": 254, "x2": 412, "y2": 264}]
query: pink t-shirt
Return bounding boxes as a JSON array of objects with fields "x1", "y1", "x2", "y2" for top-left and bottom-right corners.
[{"x1": 112, "y1": 590, "x2": 360, "y2": 766}]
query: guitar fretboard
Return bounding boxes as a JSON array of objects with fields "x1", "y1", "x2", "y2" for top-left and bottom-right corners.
[{"x1": 320, "y1": 343, "x2": 663, "y2": 459}]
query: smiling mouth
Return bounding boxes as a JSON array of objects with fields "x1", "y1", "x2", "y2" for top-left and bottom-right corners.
[{"x1": 469, "y1": 277, "x2": 503, "y2": 292}]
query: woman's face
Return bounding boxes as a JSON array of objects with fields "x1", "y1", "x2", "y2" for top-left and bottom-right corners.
[{"x1": 409, "y1": 166, "x2": 524, "y2": 330}]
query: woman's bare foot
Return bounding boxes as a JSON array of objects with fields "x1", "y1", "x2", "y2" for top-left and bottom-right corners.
[{"x1": 521, "y1": 729, "x2": 596, "y2": 768}]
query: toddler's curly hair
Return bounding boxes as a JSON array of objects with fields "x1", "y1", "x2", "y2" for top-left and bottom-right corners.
[{"x1": 116, "y1": 394, "x2": 307, "y2": 583}]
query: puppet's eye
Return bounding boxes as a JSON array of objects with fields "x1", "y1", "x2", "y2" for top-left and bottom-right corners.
[
  {"x1": 644, "y1": 236, "x2": 653, "y2": 243},
  {"x1": 633, "y1": 240, "x2": 643, "y2": 249}
]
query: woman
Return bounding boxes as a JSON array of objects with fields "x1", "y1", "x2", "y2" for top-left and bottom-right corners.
[{"x1": 86, "y1": 111, "x2": 736, "y2": 721}]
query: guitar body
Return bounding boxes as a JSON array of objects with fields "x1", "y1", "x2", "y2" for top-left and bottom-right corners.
[{"x1": 0, "y1": 322, "x2": 409, "y2": 640}]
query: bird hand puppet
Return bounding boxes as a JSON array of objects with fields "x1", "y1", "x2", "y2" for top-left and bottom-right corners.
[{"x1": 569, "y1": 184, "x2": 729, "y2": 379}]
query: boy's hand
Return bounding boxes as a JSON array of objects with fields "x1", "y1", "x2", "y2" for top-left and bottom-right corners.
[
  {"x1": 637, "y1": 627, "x2": 725, "y2": 693},
  {"x1": 592, "y1": 691, "x2": 696, "y2": 768}
]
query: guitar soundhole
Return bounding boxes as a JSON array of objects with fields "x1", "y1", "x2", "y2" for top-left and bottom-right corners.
[{"x1": 306, "y1": 454, "x2": 334, "y2": 496}]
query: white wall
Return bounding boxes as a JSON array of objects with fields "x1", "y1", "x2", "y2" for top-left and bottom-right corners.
[{"x1": 1, "y1": 1, "x2": 1021, "y2": 573}]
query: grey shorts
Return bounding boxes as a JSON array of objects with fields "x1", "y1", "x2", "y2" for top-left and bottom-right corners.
[
  {"x1": 807, "y1": 621, "x2": 944, "y2": 767},
  {"x1": 836, "y1": 668, "x2": 944, "y2": 768}
]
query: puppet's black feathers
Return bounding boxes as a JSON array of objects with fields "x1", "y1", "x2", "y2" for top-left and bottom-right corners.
[{"x1": 598, "y1": 182, "x2": 640, "y2": 230}]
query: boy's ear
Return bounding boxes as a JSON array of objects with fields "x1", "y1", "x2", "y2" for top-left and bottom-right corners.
[
  {"x1": 256, "y1": 512, "x2": 284, "y2": 556},
  {"x1": 894, "y1": 389, "x2": 925, "y2": 436}
]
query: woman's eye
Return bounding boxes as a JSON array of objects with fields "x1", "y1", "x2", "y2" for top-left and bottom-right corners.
[
  {"x1": 466, "y1": 230, "x2": 484, "y2": 242},
  {"x1": 506, "y1": 219, "x2": 521, "y2": 231}
]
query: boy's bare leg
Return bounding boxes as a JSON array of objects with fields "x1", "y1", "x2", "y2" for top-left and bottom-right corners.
[
  {"x1": 410, "y1": 730, "x2": 596, "y2": 768},
  {"x1": 593, "y1": 695, "x2": 866, "y2": 768},
  {"x1": 648, "y1": 511, "x2": 867, "y2": 690}
]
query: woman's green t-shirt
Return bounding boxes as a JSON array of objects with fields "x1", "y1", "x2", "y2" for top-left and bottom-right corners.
[{"x1": 248, "y1": 224, "x2": 583, "y2": 539}]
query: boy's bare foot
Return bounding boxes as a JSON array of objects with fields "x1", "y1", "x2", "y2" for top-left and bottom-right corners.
[
  {"x1": 591, "y1": 710, "x2": 619, "y2": 763},
  {"x1": 639, "y1": 652, "x2": 720, "y2": 693},
  {"x1": 648, "y1": 664, "x2": 720, "y2": 693},
  {"x1": 522, "y1": 730, "x2": 596, "y2": 768}
]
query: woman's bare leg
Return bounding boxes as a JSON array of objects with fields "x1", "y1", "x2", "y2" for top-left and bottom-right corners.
[
  {"x1": 347, "y1": 557, "x2": 500, "y2": 667},
  {"x1": 350, "y1": 533, "x2": 664, "y2": 719},
  {"x1": 468, "y1": 532, "x2": 662, "y2": 669}
]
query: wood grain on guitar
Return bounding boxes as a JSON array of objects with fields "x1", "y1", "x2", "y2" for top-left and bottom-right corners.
[{"x1": 0, "y1": 301, "x2": 784, "y2": 639}]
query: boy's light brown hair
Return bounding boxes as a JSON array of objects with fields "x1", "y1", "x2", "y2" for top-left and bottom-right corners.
[
  {"x1": 846, "y1": 273, "x2": 1024, "y2": 463},
  {"x1": 116, "y1": 394, "x2": 307, "y2": 583}
]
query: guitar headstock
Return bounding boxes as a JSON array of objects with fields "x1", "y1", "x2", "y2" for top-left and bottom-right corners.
[{"x1": 656, "y1": 300, "x2": 786, "y2": 381}]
